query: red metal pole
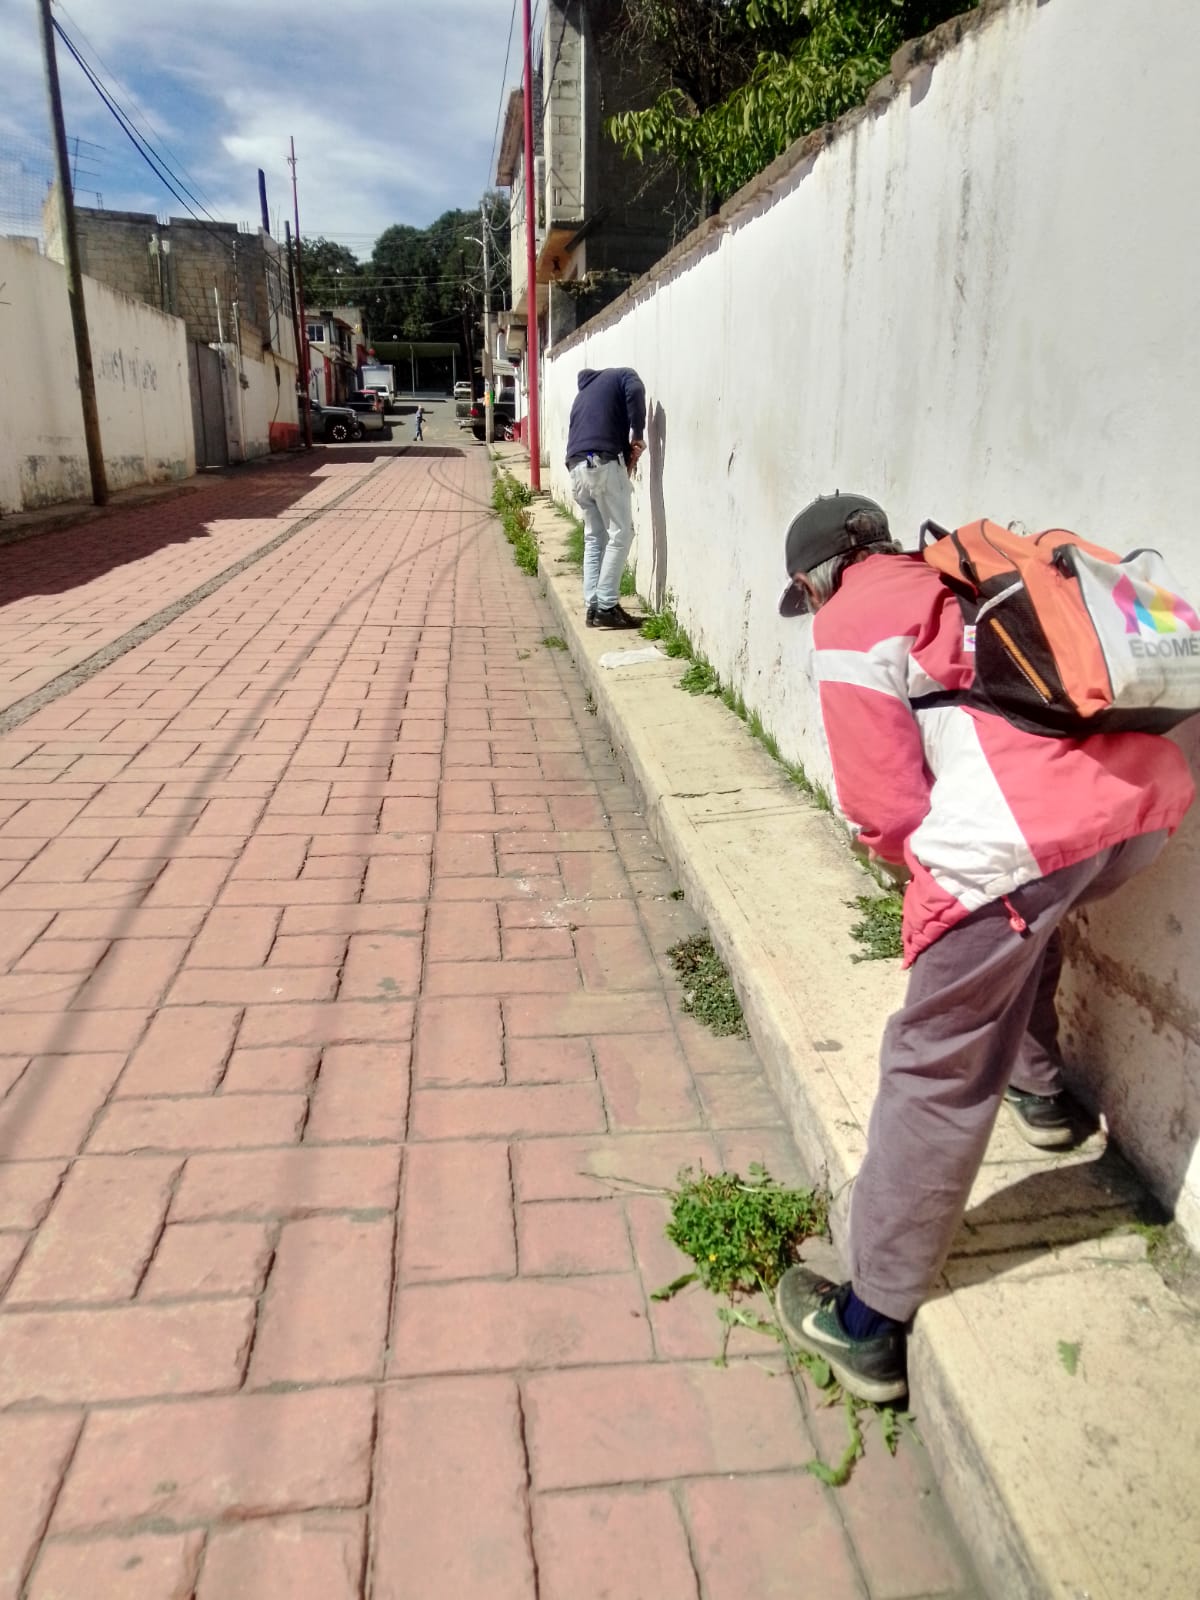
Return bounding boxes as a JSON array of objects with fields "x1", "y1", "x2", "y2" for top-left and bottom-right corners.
[
  {"x1": 521, "y1": 0, "x2": 541, "y2": 490},
  {"x1": 288, "y1": 137, "x2": 314, "y2": 450}
]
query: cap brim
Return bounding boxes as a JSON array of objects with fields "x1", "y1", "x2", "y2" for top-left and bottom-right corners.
[{"x1": 778, "y1": 583, "x2": 808, "y2": 618}]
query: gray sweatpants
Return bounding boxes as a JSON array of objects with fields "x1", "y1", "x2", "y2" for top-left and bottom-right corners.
[{"x1": 849, "y1": 831, "x2": 1167, "y2": 1321}]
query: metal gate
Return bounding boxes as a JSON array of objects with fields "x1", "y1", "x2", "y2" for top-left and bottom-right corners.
[{"x1": 188, "y1": 340, "x2": 228, "y2": 469}]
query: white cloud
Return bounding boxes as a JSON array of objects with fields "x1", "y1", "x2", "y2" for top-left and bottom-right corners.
[{"x1": 0, "y1": 0, "x2": 520, "y2": 245}]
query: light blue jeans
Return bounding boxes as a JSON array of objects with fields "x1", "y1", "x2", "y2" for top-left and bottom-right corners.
[{"x1": 570, "y1": 457, "x2": 634, "y2": 610}]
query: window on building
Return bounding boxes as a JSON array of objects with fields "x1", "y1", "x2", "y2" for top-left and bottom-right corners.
[{"x1": 306, "y1": 322, "x2": 326, "y2": 343}]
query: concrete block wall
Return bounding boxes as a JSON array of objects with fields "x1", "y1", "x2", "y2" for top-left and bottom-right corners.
[
  {"x1": 48, "y1": 204, "x2": 287, "y2": 357},
  {"x1": 544, "y1": 0, "x2": 1200, "y2": 1244},
  {"x1": 544, "y1": 1, "x2": 584, "y2": 224},
  {"x1": 72, "y1": 210, "x2": 162, "y2": 308},
  {"x1": 165, "y1": 220, "x2": 261, "y2": 347}
]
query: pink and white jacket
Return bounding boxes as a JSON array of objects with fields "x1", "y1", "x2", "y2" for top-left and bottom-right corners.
[{"x1": 812, "y1": 554, "x2": 1195, "y2": 965}]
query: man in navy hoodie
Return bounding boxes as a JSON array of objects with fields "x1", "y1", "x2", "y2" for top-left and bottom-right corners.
[{"x1": 564, "y1": 367, "x2": 646, "y2": 628}]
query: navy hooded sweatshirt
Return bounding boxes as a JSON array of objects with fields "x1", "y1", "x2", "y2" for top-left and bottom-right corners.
[{"x1": 564, "y1": 368, "x2": 646, "y2": 463}]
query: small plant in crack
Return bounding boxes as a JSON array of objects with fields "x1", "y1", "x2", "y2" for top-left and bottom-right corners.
[
  {"x1": 846, "y1": 892, "x2": 904, "y2": 961},
  {"x1": 650, "y1": 1162, "x2": 913, "y2": 1485},
  {"x1": 655, "y1": 1164, "x2": 827, "y2": 1299},
  {"x1": 668, "y1": 934, "x2": 747, "y2": 1036}
]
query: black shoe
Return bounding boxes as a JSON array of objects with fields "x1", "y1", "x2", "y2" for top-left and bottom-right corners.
[
  {"x1": 592, "y1": 604, "x2": 640, "y2": 630},
  {"x1": 585, "y1": 602, "x2": 598, "y2": 627},
  {"x1": 1003, "y1": 1086, "x2": 1077, "y2": 1149},
  {"x1": 775, "y1": 1267, "x2": 908, "y2": 1404}
]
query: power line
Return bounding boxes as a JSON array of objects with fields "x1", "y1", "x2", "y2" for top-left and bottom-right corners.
[
  {"x1": 486, "y1": 0, "x2": 520, "y2": 191},
  {"x1": 55, "y1": 1, "x2": 222, "y2": 221},
  {"x1": 53, "y1": 18, "x2": 238, "y2": 250}
]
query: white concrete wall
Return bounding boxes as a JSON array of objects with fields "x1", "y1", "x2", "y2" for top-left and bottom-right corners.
[
  {"x1": 0, "y1": 237, "x2": 194, "y2": 513},
  {"x1": 545, "y1": 0, "x2": 1200, "y2": 1241}
]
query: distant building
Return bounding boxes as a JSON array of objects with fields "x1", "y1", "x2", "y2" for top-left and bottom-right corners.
[
  {"x1": 496, "y1": 0, "x2": 687, "y2": 381},
  {"x1": 305, "y1": 306, "x2": 366, "y2": 404},
  {"x1": 43, "y1": 195, "x2": 300, "y2": 465}
]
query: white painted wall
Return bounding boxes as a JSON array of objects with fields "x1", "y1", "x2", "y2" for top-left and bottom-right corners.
[
  {"x1": 546, "y1": 0, "x2": 1200, "y2": 1241},
  {"x1": 0, "y1": 237, "x2": 194, "y2": 513}
]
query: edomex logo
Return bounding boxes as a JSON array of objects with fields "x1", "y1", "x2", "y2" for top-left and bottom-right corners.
[{"x1": 1112, "y1": 575, "x2": 1200, "y2": 659}]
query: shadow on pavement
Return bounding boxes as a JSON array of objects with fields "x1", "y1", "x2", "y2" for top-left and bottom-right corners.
[{"x1": 0, "y1": 448, "x2": 458, "y2": 606}]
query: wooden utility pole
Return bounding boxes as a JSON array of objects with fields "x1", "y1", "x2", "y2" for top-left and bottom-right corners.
[
  {"x1": 287, "y1": 138, "x2": 314, "y2": 449},
  {"x1": 521, "y1": 0, "x2": 541, "y2": 488},
  {"x1": 39, "y1": 0, "x2": 107, "y2": 505}
]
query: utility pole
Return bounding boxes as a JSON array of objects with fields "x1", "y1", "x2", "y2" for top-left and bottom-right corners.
[
  {"x1": 283, "y1": 220, "x2": 306, "y2": 449},
  {"x1": 287, "y1": 137, "x2": 314, "y2": 449},
  {"x1": 521, "y1": 0, "x2": 541, "y2": 489},
  {"x1": 39, "y1": 0, "x2": 107, "y2": 505},
  {"x1": 481, "y1": 200, "x2": 495, "y2": 445}
]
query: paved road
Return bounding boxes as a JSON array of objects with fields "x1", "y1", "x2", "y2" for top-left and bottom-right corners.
[{"x1": 0, "y1": 444, "x2": 978, "y2": 1598}]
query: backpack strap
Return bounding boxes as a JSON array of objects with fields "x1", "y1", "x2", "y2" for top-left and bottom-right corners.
[{"x1": 909, "y1": 690, "x2": 969, "y2": 713}]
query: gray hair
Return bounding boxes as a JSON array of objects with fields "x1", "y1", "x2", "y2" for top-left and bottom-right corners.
[{"x1": 806, "y1": 540, "x2": 903, "y2": 607}]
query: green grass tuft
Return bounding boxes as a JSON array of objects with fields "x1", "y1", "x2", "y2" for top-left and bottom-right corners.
[
  {"x1": 661, "y1": 1164, "x2": 828, "y2": 1299},
  {"x1": 639, "y1": 605, "x2": 695, "y2": 660},
  {"x1": 542, "y1": 635, "x2": 567, "y2": 651},
  {"x1": 668, "y1": 934, "x2": 747, "y2": 1036},
  {"x1": 846, "y1": 892, "x2": 904, "y2": 961},
  {"x1": 680, "y1": 658, "x2": 722, "y2": 696},
  {"x1": 491, "y1": 474, "x2": 539, "y2": 575}
]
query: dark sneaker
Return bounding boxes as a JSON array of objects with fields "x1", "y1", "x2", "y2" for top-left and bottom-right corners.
[
  {"x1": 775, "y1": 1267, "x2": 908, "y2": 1404},
  {"x1": 593, "y1": 604, "x2": 640, "y2": 629},
  {"x1": 1003, "y1": 1086, "x2": 1077, "y2": 1149},
  {"x1": 585, "y1": 602, "x2": 598, "y2": 627}
]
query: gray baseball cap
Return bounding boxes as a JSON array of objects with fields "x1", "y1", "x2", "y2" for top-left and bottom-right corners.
[{"x1": 778, "y1": 493, "x2": 890, "y2": 616}]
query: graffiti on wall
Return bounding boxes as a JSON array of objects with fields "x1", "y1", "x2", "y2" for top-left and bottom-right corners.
[{"x1": 96, "y1": 347, "x2": 158, "y2": 390}]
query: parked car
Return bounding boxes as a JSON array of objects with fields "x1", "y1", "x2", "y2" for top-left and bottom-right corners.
[
  {"x1": 453, "y1": 380, "x2": 473, "y2": 400},
  {"x1": 309, "y1": 400, "x2": 364, "y2": 443},
  {"x1": 343, "y1": 390, "x2": 387, "y2": 431},
  {"x1": 469, "y1": 398, "x2": 516, "y2": 442}
]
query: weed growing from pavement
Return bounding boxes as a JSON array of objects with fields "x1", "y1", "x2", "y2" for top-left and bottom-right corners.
[
  {"x1": 679, "y1": 658, "x2": 722, "y2": 696},
  {"x1": 651, "y1": 1162, "x2": 910, "y2": 1485},
  {"x1": 667, "y1": 934, "x2": 747, "y2": 1036},
  {"x1": 542, "y1": 635, "x2": 567, "y2": 650},
  {"x1": 1121, "y1": 1216, "x2": 1200, "y2": 1302},
  {"x1": 846, "y1": 891, "x2": 905, "y2": 962},
  {"x1": 491, "y1": 475, "x2": 538, "y2": 575},
  {"x1": 657, "y1": 1164, "x2": 827, "y2": 1298},
  {"x1": 1057, "y1": 1339, "x2": 1082, "y2": 1377},
  {"x1": 639, "y1": 604, "x2": 694, "y2": 659}
]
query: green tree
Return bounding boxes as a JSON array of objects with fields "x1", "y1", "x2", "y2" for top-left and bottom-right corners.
[
  {"x1": 360, "y1": 195, "x2": 512, "y2": 366},
  {"x1": 607, "y1": 0, "x2": 975, "y2": 208},
  {"x1": 297, "y1": 236, "x2": 362, "y2": 307}
]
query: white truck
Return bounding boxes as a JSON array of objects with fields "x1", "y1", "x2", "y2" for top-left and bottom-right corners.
[{"x1": 360, "y1": 362, "x2": 397, "y2": 409}]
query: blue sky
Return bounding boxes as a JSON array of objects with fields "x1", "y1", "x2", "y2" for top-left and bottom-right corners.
[{"x1": 0, "y1": 0, "x2": 526, "y2": 256}]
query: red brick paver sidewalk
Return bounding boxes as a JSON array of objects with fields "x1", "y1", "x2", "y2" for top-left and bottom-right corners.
[
  {"x1": 0, "y1": 448, "x2": 978, "y2": 1598},
  {"x1": 0, "y1": 452, "x2": 382, "y2": 716}
]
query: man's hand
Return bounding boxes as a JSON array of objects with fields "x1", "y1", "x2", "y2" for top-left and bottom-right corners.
[{"x1": 627, "y1": 439, "x2": 646, "y2": 478}]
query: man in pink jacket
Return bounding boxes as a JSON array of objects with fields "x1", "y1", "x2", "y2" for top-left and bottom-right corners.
[{"x1": 773, "y1": 493, "x2": 1195, "y2": 1403}]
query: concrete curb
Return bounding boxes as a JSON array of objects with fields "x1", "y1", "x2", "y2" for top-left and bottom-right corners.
[{"x1": 508, "y1": 461, "x2": 1200, "y2": 1600}]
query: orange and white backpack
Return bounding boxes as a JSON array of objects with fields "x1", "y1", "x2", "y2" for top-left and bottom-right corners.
[{"x1": 916, "y1": 519, "x2": 1200, "y2": 737}]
